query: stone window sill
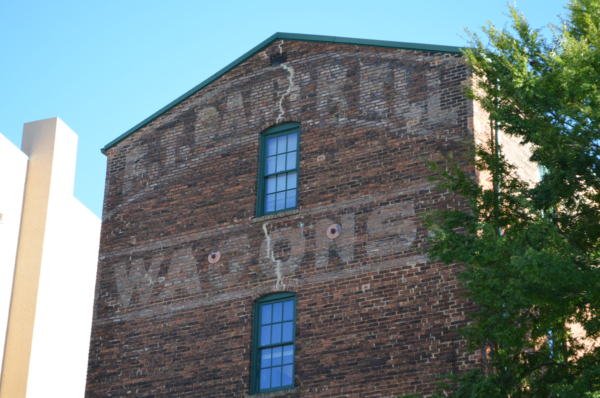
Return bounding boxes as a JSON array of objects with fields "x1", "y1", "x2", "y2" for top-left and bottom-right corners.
[
  {"x1": 250, "y1": 209, "x2": 300, "y2": 224},
  {"x1": 245, "y1": 388, "x2": 298, "y2": 398}
]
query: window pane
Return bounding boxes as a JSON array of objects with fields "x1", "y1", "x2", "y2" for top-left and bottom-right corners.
[
  {"x1": 276, "y1": 174, "x2": 287, "y2": 192},
  {"x1": 260, "y1": 368, "x2": 271, "y2": 390},
  {"x1": 273, "y1": 302, "x2": 283, "y2": 323},
  {"x1": 283, "y1": 344, "x2": 294, "y2": 364},
  {"x1": 287, "y1": 133, "x2": 298, "y2": 151},
  {"x1": 283, "y1": 301, "x2": 294, "y2": 321},
  {"x1": 275, "y1": 192, "x2": 286, "y2": 211},
  {"x1": 267, "y1": 138, "x2": 277, "y2": 156},
  {"x1": 261, "y1": 325, "x2": 271, "y2": 346},
  {"x1": 272, "y1": 346, "x2": 282, "y2": 366},
  {"x1": 285, "y1": 189, "x2": 297, "y2": 209},
  {"x1": 277, "y1": 136, "x2": 287, "y2": 154},
  {"x1": 272, "y1": 323, "x2": 282, "y2": 344},
  {"x1": 282, "y1": 321, "x2": 293, "y2": 342},
  {"x1": 266, "y1": 156, "x2": 276, "y2": 174},
  {"x1": 265, "y1": 194, "x2": 275, "y2": 213},
  {"x1": 261, "y1": 305, "x2": 272, "y2": 325},
  {"x1": 266, "y1": 177, "x2": 276, "y2": 194},
  {"x1": 286, "y1": 173, "x2": 297, "y2": 190},
  {"x1": 282, "y1": 365, "x2": 293, "y2": 386},
  {"x1": 276, "y1": 154, "x2": 286, "y2": 173},
  {"x1": 271, "y1": 366, "x2": 282, "y2": 388},
  {"x1": 261, "y1": 348, "x2": 272, "y2": 368},
  {"x1": 286, "y1": 151, "x2": 296, "y2": 171}
]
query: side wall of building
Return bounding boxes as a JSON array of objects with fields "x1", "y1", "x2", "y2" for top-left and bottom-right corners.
[
  {"x1": 0, "y1": 133, "x2": 28, "y2": 386},
  {"x1": 500, "y1": 131, "x2": 539, "y2": 186},
  {"x1": 470, "y1": 83, "x2": 539, "y2": 189},
  {"x1": 0, "y1": 118, "x2": 101, "y2": 398},
  {"x1": 26, "y1": 196, "x2": 101, "y2": 398},
  {"x1": 88, "y1": 41, "x2": 478, "y2": 397}
]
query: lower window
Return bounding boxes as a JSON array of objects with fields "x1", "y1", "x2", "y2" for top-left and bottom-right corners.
[{"x1": 251, "y1": 293, "x2": 296, "y2": 394}]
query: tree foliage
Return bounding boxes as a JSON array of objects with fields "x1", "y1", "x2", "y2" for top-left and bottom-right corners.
[{"x1": 404, "y1": 1, "x2": 600, "y2": 396}]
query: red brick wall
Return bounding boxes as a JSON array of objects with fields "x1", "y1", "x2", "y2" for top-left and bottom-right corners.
[
  {"x1": 471, "y1": 90, "x2": 539, "y2": 191},
  {"x1": 472, "y1": 88, "x2": 494, "y2": 191},
  {"x1": 500, "y1": 131, "x2": 539, "y2": 186},
  {"x1": 86, "y1": 40, "x2": 479, "y2": 397}
]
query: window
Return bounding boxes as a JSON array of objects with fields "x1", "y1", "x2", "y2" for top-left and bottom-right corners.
[
  {"x1": 251, "y1": 293, "x2": 296, "y2": 394},
  {"x1": 257, "y1": 124, "x2": 300, "y2": 217}
]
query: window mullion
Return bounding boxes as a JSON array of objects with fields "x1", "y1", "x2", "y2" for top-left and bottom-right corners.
[{"x1": 259, "y1": 341, "x2": 293, "y2": 349}]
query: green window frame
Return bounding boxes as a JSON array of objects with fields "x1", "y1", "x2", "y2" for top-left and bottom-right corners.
[
  {"x1": 251, "y1": 292, "x2": 297, "y2": 394},
  {"x1": 256, "y1": 124, "x2": 301, "y2": 217}
]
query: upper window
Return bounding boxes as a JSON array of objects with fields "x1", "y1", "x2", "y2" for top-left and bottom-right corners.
[
  {"x1": 257, "y1": 124, "x2": 300, "y2": 217},
  {"x1": 251, "y1": 293, "x2": 296, "y2": 394}
]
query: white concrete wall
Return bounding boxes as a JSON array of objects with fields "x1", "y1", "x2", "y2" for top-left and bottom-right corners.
[
  {"x1": 0, "y1": 133, "x2": 28, "y2": 385},
  {"x1": 0, "y1": 118, "x2": 101, "y2": 398},
  {"x1": 27, "y1": 197, "x2": 100, "y2": 398}
]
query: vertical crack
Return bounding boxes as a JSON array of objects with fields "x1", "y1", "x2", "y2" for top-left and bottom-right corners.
[
  {"x1": 263, "y1": 222, "x2": 285, "y2": 290},
  {"x1": 276, "y1": 41, "x2": 295, "y2": 124}
]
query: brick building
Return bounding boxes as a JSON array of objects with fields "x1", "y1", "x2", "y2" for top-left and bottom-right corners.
[{"x1": 85, "y1": 33, "x2": 516, "y2": 397}]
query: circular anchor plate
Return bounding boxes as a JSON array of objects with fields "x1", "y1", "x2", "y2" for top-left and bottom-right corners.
[
  {"x1": 208, "y1": 250, "x2": 221, "y2": 264},
  {"x1": 327, "y1": 224, "x2": 341, "y2": 239}
]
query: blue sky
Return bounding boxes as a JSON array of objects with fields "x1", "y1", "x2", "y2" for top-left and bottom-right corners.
[{"x1": 1, "y1": 0, "x2": 568, "y2": 217}]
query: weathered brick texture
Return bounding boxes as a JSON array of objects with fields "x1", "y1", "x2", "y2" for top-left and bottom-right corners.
[{"x1": 86, "y1": 40, "x2": 482, "y2": 397}]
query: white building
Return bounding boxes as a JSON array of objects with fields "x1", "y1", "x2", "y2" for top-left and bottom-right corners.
[{"x1": 0, "y1": 118, "x2": 101, "y2": 398}]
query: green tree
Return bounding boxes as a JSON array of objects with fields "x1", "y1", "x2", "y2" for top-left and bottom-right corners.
[{"x1": 404, "y1": 1, "x2": 600, "y2": 396}]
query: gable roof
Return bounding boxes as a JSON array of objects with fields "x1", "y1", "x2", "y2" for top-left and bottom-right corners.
[{"x1": 101, "y1": 32, "x2": 463, "y2": 154}]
